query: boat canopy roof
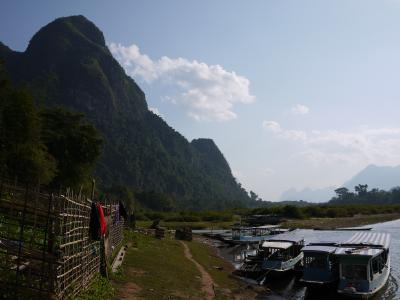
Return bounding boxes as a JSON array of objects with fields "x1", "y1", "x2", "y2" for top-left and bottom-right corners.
[
  {"x1": 271, "y1": 228, "x2": 291, "y2": 233},
  {"x1": 266, "y1": 230, "x2": 304, "y2": 243},
  {"x1": 335, "y1": 247, "x2": 383, "y2": 257},
  {"x1": 302, "y1": 245, "x2": 337, "y2": 254},
  {"x1": 257, "y1": 225, "x2": 280, "y2": 229},
  {"x1": 309, "y1": 241, "x2": 340, "y2": 246},
  {"x1": 261, "y1": 241, "x2": 293, "y2": 249},
  {"x1": 232, "y1": 225, "x2": 279, "y2": 230},
  {"x1": 342, "y1": 232, "x2": 390, "y2": 249}
]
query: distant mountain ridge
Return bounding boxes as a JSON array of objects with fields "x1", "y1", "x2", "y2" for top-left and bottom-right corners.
[
  {"x1": 279, "y1": 186, "x2": 336, "y2": 203},
  {"x1": 0, "y1": 15, "x2": 253, "y2": 210},
  {"x1": 344, "y1": 164, "x2": 400, "y2": 191},
  {"x1": 279, "y1": 164, "x2": 400, "y2": 203}
]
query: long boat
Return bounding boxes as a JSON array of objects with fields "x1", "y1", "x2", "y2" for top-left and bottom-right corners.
[
  {"x1": 300, "y1": 242, "x2": 339, "y2": 287},
  {"x1": 231, "y1": 225, "x2": 279, "y2": 244},
  {"x1": 336, "y1": 232, "x2": 391, "y2": 299},
  {"x1": 259, "y1": 230, "x2": 305, "y2": 273}
]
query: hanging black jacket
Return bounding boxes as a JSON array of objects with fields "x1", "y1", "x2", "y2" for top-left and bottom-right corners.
[{"x1": 89, "y1": 202, "x2": 100, "y2": 240}]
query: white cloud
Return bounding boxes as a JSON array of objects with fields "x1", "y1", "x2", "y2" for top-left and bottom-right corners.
[
  {"x1": 262, "y1": 120, "x2": 281, "y2": 132},
  {"x1": 262, "y1": 120, "x2": 400, "y2": 166},
  {"x1": 149, "y1": 107, "x2": 161, "y2": 116},
  {"x1": 262, "y1": 120, "x2": 307, "y2": 141},
  {"x1": 232, "y1": 169, "x2": 243, "y2": 179},
  {"x1": 109, "y1": 43, "x2": 255, "y2": 122},
  {"x1": 291, "y1": 104, "x2": 310, "y2": 115}
]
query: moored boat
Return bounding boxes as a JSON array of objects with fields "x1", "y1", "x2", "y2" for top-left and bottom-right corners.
[
  {"x1": 300, "y1": 242, "x2": 339, "y2": 287},
  {"x1": 260, "y1": 230, "x2": 305, "y2": 273},
  {"x1": 336, "y1": 232, "x2": 391, "y2": 299},
  {"x1": 231, "y1": 225, "x2": 278, "y2": 244}
]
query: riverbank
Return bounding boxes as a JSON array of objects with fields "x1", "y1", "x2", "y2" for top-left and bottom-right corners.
[
  {"x1": 136, "y1": 213, "x2": 400, "y2": 231},
  {"x1": 281, "y1": 213, "x2": 400, "y2": 229},
  {"x1": 74, "y1": 214, "x2": 400, "y2": 300},
  {"x1": 111, "y1": 232, "x2": 260, "y2": 300},
  {"x1": 135, "y1": 220, "x2": 235, "y2": 230}
]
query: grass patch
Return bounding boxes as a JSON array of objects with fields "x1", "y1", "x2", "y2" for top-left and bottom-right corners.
[
  {"x1": 72, "y1": 275, "x2": 114, "y2": 300},
  {"x1": 112, "y1": 233, "x2": 204, "y2": 299}
]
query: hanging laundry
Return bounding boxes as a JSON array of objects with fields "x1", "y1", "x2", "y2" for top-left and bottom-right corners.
[
  {"x1": 115, "y1": 204, "x2": 120, "y2": 223},
  {"x1": 112, "y1": 204, "x2": 120, "y2": 225},
  {"x1": 119, "y1": 200, "x2": 128, "y2": 220},
  {"x1": 97, "y1": 203, "x2": 107, "y2": 235},
  {"x1": 89, "y1": 202, "x2": 100, "y2": 240},
  {"x1": 111, "y1": 204, "x2": 118, "y2": 225}
]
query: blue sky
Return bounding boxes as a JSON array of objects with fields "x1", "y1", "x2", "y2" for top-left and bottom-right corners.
[{"x1": 2, "y1": 0, "x2": 400, "y2": 201}]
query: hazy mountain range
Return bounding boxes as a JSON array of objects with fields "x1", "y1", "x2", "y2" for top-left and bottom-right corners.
[
  {"x1": 280, "y1": 164, "x2": 400, "y2": 203},
  {"x1": 279, "y1": 186, "x2": 336, "y2": 203}
]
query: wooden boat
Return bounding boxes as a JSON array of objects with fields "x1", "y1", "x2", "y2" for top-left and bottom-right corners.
[
  {"x1": 300, "y1": 242, "x2": 339, "y2": 287},
  {"x1": 270, "y1": 228, "x2": 292, "y2": 235},
  {"x1": 313, "y1": 227, "x2": 372, "y2": 231},
  {"x1": 336, "y1": 232, "x2": 391, "y2": 299},
  {"x1": 336, "y1": 227, "x2": 372, "y2": 231},
  {"x1": 259, "y1": 230, "x2": 304, "y2": 273},
  {"x1": 231, "y1": 225, "x2": 278, "y2": 244},
  {"x1": 235, "y1": 253, "x2": 265, "y2": 279}
]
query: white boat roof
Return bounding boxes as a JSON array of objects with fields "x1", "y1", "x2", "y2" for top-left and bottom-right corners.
[
  {"x1": 261, "y1": 241, "x2": 293, "y2": 249},
  {"x1": 266, "y1": 229, "x2": 304, "y2": 243},
  {"x1": 271, "y1": 228, "x2": 291, "y2": 232},
  {"x1": 335, "y1": 247, "x2": 384, "y2": 257},
  {"x1": 342, "y1": 232, "x2": 390, "y2": 249},
  {"x1": 257, "y1": 225, "x2": 281, "y2": 229},
  {"x1": 232, "y1": 225, "x2": 280, "y2": 230},
  {"x1": 302, "y1": 245, "x2": 337, "y2": 253}
]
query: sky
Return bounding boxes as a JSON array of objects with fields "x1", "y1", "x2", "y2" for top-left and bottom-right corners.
[{"x1": 2, "y1": 0, "x2": 400, "y2": 201}]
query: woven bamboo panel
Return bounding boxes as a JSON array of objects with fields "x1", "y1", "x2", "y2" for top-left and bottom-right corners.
[{"x1": 0, "y1": 179, "x2": 123, "y2": 300}]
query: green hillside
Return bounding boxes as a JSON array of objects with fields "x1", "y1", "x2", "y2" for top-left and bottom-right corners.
[{"x1": 0, "y1": 15, "x2": 253, "y2": 210}]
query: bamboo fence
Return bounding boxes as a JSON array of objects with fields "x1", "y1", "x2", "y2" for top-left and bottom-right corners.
[{"x1": 0, "y1": 179, "x2": 124, "y2": 299}]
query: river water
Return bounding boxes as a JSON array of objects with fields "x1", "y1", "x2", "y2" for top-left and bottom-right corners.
[{"x1": 205, "y1": 219, "x2": 400, "y2": 299}]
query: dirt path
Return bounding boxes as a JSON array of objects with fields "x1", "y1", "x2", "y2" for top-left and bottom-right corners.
[{"x1": 180, "y1": 241, "x2": 215, "y2": 300}]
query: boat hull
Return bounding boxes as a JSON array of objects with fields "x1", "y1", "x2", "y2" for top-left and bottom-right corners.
[
  {"x1": 337, "y1": 257, "x2": 390, "y2": 299},
  {"x1": 300, "y1": 278, "x2": 338, "y2": 289},
  {"x1": 262, "y1": 252, "x2": 303, "y2": 273},
  {"x1": 301, "y1": 266, "x2": 339, "y2": 288},
  {"x1": 232, "y1": 234, "x2": 271, "y2": 244}
]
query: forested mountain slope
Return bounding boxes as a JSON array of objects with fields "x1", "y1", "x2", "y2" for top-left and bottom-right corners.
[{"x1": 0, "y1": 15, "x2": 253, "y2": 210}]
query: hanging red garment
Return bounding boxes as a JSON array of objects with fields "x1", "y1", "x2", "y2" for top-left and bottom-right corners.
[{"x1": 96, "y1": 203, "x2": 107, "y2": 235}]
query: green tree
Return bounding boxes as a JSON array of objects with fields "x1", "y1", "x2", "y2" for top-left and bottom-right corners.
[
  {"x1": 334, "y1": 187, "x2": 350, "y2": 199},
  {"x1": 355, "y1": 184, "x2": 368, "y2": 197},
  {"x1": 249, "y1": 190, "x2": 259, "y2": 201},
  {"x1": 0, "y1": 85, "x2": 56, "y2": 184},
  {"x1": 40, "y1": 108, "x2": 103, "y2": 188},
  {"x1": 136, "y1": 191, "x2": 176, "y2": 212},
  {"x1": 0, "y1": 59, "x2": 11, "y2": 169},
  {"x1": 103, "y1": 184, "x2": 136, "y2": 213},
  {"x1": 282, "y1": 205, "x2": 304, "y2": 219}
]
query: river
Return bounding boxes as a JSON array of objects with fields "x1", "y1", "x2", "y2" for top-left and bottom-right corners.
[{"x1": 206, "y1": 219, "x2": 400, "y2": 299}]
